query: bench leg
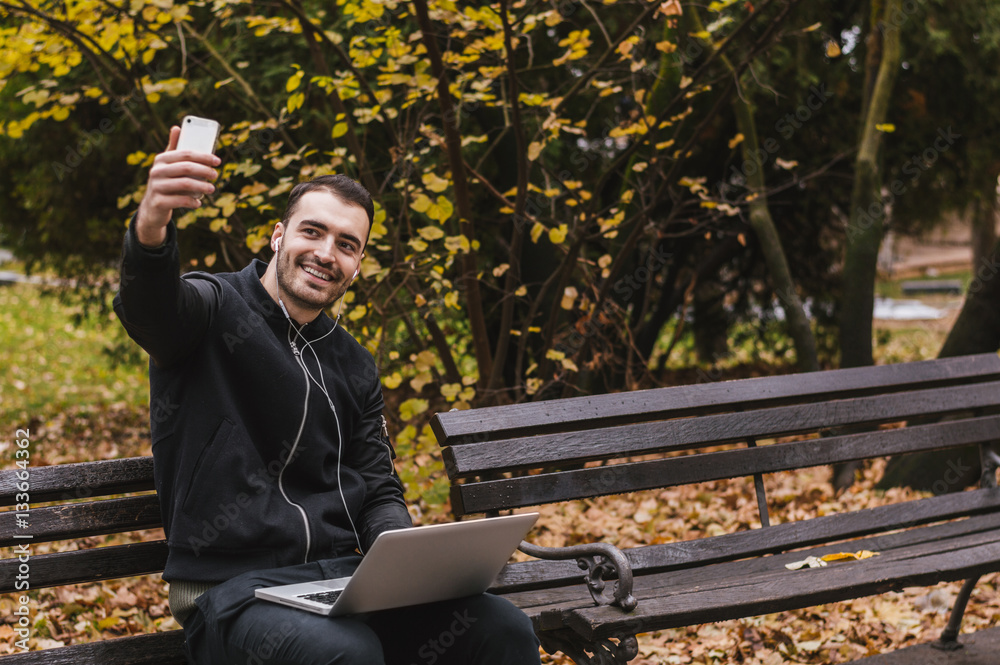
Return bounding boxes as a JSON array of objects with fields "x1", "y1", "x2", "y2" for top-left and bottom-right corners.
[
  {"x1": 932, "y1": 575, "x2": 980, "y2": 651},
  {"x1": 980, "y1": 442, "x2": 1000, "y2": 489},
  {"x1": 539, "y1": 627, "x2": 639, "y2": 665}
]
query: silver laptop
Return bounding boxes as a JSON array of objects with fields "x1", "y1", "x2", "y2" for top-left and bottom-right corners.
[{"x1": 254, "y1": 513, "x2": 539, "y2": 616}]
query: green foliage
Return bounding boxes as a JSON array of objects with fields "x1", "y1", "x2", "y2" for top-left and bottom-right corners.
[{"x1": 887, "y1": 0, "x2": 1000, "y2": 230}]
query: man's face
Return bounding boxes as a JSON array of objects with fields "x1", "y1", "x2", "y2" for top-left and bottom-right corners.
[{"x1": 272, "y1": 190, "x2": 370, "y2": 315}]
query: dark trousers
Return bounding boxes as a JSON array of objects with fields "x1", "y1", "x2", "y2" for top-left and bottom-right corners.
[{"x1": 182, "y1": 556, "x2": 542, "y2": 665}]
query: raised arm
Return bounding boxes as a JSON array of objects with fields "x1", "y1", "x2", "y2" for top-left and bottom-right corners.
[{"x1": 113, "y1": 127, "x2": 224, "y2": 367}]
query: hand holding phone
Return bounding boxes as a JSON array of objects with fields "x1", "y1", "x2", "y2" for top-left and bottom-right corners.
[
  {"x1": 134, "y1": 118, "x2": 221, "y2": 248},
  {"x1": 176, "y1": 116, "x2": 220, "y2": 202}
]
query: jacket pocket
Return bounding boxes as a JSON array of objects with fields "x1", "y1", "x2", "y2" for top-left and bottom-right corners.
[{"x1": 179, "y1": 417, "x2": 236, "y2": 515}]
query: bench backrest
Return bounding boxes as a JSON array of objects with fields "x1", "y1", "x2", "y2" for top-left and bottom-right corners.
[
  {"x1": 433, "y1": 354, "x2": 1000, "y2": 517},
  {"x1": 435, "y1": 354, "x2": 1000, "y2": 595},
  {"x1": 0, "y1": 457, "x2": 165, "y2": 595}
]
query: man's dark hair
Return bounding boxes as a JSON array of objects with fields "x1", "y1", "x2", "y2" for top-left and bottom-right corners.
[{"x1": 281, "y1": 175, "x2": 375, "y2": 238}]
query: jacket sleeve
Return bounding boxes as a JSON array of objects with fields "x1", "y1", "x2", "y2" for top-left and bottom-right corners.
[
  {"x1": 350, "y1": 362, "x2": 413, "y2": 551},
  {"x1": 113, "y1": 217, "x2": 223, "y2": 368}
]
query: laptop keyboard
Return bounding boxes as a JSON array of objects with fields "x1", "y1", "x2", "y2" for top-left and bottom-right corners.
[{"x1": 298, "y1": 589, "x2": 344, "y2": 605}]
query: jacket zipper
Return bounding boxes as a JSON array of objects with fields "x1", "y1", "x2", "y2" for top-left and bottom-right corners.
[{"x1": 279, "y1": 337, "x2": 313, "y2": 563}]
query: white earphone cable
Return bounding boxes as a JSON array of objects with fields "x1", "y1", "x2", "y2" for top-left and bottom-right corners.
[{"x1": 274, "y1": 240, "x2": 364, "y2": 556}]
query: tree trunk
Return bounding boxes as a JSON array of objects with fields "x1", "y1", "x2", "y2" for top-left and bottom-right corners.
[
  {"x1": 691, "y1": 10, "x2": 819, "y2": 373},
  {"x1": 693, "y1": 280, "x2": 729, "y2": 364},
  {"x1": 634, "y1": 234, "x2": 744, "y2": 363},
  {"x1": 412, "y1": 0, "x2": 494, "y2": 386},
  {"x1": 742, "y1": 170, "x2": 820, "y2": 372},
  {"x1": 877, "y1": 235, "x2": 1000, "y2": 491},
  {"x1": 834, "y1": 1, "x2": 903, "y2": 490},
  {"x1": 839, "y1": 0, "x2": 902, "y2": 369},
  {"x1": 972, "y1": 194, "x2": 998, "y2": 277},
  {"x1": 938, "y1": 237, "x2": 1000, "y2": 358},
  {"x1": 619, "y1": 14, "x2": 684, "y2": 381}
]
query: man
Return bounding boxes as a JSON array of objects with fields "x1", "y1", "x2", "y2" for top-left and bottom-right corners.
[{"x1": 114, "y1": 126, "x2": 541, "y2": 665}]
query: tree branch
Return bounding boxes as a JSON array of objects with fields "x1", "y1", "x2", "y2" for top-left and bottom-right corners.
[
  {"x1": 485, "y1": 0, "x2": 530, "y2": 400},
  {"x1": 180, "y1": 22, "x2": 298, "y2": 152},
  {"x1": 551, "y1": 0, "x2": 663, "y2": 117},
  {"x1": 412, "y1": 0, "x2": 494, "y2": 387}
]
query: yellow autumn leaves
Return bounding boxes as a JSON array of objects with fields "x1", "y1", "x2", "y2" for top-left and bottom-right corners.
[
  {"x1": 554, "y1": 29, "x2": 592, "y2": 67},
  {"x1": 406, "y1": 172, "x2": 478, "y2": 256},
  {"x1": 390, "y1": 349, "x2": 478, "y2": 420},
  {"x1": 0, "y1": 0, "x2": 187, "y2": 138},
  {"x1": 411, "y1": 193, "x2": 454, "y2": 223},
  {"x1": 286, "y1": 66, "x2": 306, "y2": 114}
]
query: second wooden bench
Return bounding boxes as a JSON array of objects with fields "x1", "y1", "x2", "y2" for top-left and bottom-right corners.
[{"x1": 432, "y1": 353, "x2": 1000, "y2": 664}]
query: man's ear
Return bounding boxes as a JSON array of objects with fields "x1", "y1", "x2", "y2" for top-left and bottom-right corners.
[
  {"x1": 270, "y1": 223, "x2": 285, "y2": 253},
  {"x1": 351, "y1": 253, "x2": 364, "y2": 281}
]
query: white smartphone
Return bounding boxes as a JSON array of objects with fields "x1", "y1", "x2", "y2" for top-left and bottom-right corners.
[{"x1": 176, "y1": 115, "x2": 220, "y2": 154}]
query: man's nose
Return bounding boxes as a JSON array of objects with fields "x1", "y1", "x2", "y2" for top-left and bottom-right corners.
[{"x1": 312, "y1": 238, "x2": 338, "y2": 265}]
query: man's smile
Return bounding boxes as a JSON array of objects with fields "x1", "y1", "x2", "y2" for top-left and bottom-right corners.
[{"x1": 301, "y1": 264, "x2": 334, "y2": 283}]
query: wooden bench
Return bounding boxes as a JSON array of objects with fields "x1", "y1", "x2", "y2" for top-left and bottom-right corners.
[
  {"x1": 0, "y1": 457, "x2": 184, "y2": 664},
  {"x1": 432, "y1": 353, "x2": 1000, "y2": 664},
  {"x1": 4, "y1": 353, "x2": 1000, "y2": 664}
]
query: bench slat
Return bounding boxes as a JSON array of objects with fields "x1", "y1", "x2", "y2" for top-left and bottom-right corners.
[
  {"x1": 624, "y1": 512, "x2": 1000, "y2": 603},
  {"x1": 432, "y1": 353, "x2": 1000, "y2": 445},
  {"x1": 0, "y1": 541, "x2": 168, "y2": 593},
  {"x1": 445, "y1": 380, "x2": 1000, "y2": 477},
  {"x1": 0, "y1": 631, "x2": 186, "y2": 665},
  {"x1": 493, "y1": 488, "x2": 1000, "y2": 592},
  {"x1": 0, "y1": 496, "x2": 162, "y2": 547},
  {"x1": 0, "y1": 457, "x2": 155, "y2": 507},
  {"x1": 564, "y1": 530, "x2": 1000, "y2": 639},
  {"x1": 453, "y1": 415, "x2": 1000, "y2": 513}
]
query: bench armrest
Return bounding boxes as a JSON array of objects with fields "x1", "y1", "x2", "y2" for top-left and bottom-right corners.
[{"x1": 518, "y1": 540, "x2": 637, "y2": 611}]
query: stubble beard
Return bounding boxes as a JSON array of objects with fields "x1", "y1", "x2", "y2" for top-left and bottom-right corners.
[{"x1": 275, "y1": 248, "x2": 349, "y2": 314}]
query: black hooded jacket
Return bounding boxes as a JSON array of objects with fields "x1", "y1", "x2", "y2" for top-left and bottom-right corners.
[{"x1": 113, "y1": 220, "x2": 412, "y2": 584}]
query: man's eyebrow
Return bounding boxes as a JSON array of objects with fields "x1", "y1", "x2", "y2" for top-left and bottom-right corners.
[
  {"x1": 298, "y1": 219, "x2": 363, "y2": 248},
  {"x1": 339, "y1": 232, "x2": 363, "y2": 249},
  {"x1": 298, "y1": 219, "x2": 328, "y2": 232}
]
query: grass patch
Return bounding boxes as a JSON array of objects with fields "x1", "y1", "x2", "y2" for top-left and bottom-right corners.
[
  {"x1": 0, "y1": 282, "x2": 149, "y2": 434},
  {"x1": 657, "y1": 315, "x2": 946, "y2": 378}
]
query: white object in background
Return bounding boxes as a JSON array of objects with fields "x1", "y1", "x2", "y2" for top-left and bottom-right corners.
[{"x1": 873, "y1": 297, "x2": 946, "y2": 321}]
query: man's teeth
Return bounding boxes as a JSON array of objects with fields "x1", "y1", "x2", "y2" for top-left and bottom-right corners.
[{"x1": 303, "y1": 266, "x2": 332, "y2": 281}]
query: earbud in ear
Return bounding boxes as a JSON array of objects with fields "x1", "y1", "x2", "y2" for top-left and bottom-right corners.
[
  {"x1": 274, "y1": 237, "x2": 282, "y2": 252},
  {"x1": 353, "y1": 268, "x2": 360, "y2": 280}
]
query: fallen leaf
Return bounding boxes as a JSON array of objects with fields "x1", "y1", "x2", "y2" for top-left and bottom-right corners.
[{"x1": 821, "y1": 550, "x2": 879, "y2": 563}]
